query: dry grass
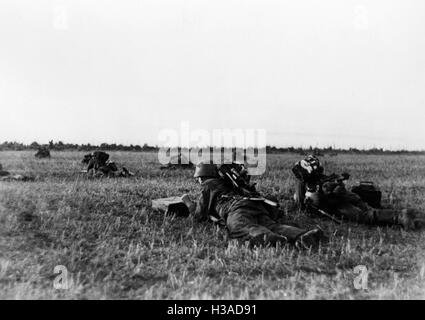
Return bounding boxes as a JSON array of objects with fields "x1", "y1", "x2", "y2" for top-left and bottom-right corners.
[{"x1": 0, "y1": 151, "x2": 424, "y2": 299}]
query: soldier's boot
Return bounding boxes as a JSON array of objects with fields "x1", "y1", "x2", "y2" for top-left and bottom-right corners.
[
  {"x1": 122, "y1": 167, "x2": 134, "y2": 176},
  {"x1": 294, "y1": 226, "x2": 328, "y2": 250},
  {"x1": 265, "y1": 221, "x2": 312, "y2": 243}
]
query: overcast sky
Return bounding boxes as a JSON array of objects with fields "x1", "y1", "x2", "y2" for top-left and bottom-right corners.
[{"x1": 1, "y1": 0, "x2": 424, "y2": 150}]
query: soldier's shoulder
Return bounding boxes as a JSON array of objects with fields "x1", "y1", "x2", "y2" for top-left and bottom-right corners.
[
  {"x1": 202, "y1": 178, "x2": 221, "y2": 186},
  {"x1": 202, "y1": 178, "x2": 228, "y2": 189}
]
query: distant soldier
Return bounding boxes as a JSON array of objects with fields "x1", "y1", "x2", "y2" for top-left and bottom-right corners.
[
  {"x1": 160, "y1": 153, "x2": 194, "y2": 170},
  {"x1": 1, "y1": 174, "x2": 35, "y2": 182},
  {"x1": 35, "y1": 146, "x2": 51, "y2": 158},
  {"x1": 82, "y1": 151, "x2": 134, "y2": 177},
  {"x1": 96, "y1": 160, "x2": 133, "y2": 177},
  {"x1": 183, "y1": 162, "x2": 327, "y2": 249},
  {"x1": 292, "y1": 155, "x2": 423, "y2": 230},
  {"x1": 83, "y1": 151, "x2": 110, "y2": 173},
  {"x1": 0, "y1": 163, "x2": 34, "y2": 181}
]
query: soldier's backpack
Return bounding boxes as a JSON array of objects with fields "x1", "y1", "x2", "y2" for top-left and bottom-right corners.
[
  {"x1": 217, "y1": 162, "x2": 256, "y2": 194},
  {"x1": 351, "y1": 181, "x2": 382, "y2": 208}
]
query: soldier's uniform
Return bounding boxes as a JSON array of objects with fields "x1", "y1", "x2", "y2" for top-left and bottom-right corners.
[
  {"x1": 83, "y1": 151, "x2": 133, "y2": 177},
  {"x1": 96, "y1": 161, "x2": 132, "y2": 177},
  {"x1": 293, "y1": 156, "x2": 421, "y2": 230},
  {"x1": 0, "y1": 163, "x2": 34, "y2": 181},
  {"x1": 191, "y1": 163, "x2": 326, "y2": 248},
  {"x1": 35, "y1": 146, "x2": 50, "y2": 158},
  {"x1": 85, "y1": 151, "x2": 110, "y2": 172}
]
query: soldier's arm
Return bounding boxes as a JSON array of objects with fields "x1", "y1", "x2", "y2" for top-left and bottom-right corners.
[
  {"x1": 261, "y1": 194, "x2": 285, "y2": 220},
  {"x1": 193, "y1": 189, "x2": 210, "y2": 221},
  {"x1": 87, "y1": 158, "x2": 95, "y2": 171},
  {"x1": 180, "y1": 194, "x2": 196, "y2": 215}
]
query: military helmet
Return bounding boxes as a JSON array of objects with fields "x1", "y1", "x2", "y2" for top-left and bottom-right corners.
[
  {"x1": 300, "y1": 155, "x2": 321, "y2": 173},
  {"x1": 292, "y1": 155, "x2": 323, "y2": 183},
  {"x1": 193, "y1": 163, "x2": 219, "y2": 178}
]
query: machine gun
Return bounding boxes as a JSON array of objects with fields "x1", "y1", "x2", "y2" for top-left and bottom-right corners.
[
  {"x1": 321, "y1": 172, "x2": 349, "y2": 185},
  {"x1": 303, "y1": 172, "x2": 350, "y2": 224},
  {"x1": 217, "y1": 163, "x2": 278, "y2": 207}
]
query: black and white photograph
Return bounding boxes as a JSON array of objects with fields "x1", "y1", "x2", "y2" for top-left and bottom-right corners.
[{"x1": 1, "y1": 0, "x2": 425, "y2": 305}]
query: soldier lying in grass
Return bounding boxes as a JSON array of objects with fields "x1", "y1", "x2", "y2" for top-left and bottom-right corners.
[
  {"x1": 82, "y1": 151, "x2": 134, "y2": 177},
  {"x1": 182, "y1": 162, "x2": 327, "y2": 249},
  {"x1": 0, "y1": 163, "x2": 34, "y2": 181},
  {"x1": 292, "y1": 155, "x2": 424, "y2": 230},
  {"x1": 34, "y1": 146, "x2": 51, "y2": 158}
]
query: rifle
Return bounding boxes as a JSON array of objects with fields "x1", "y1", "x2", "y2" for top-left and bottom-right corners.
[
  {"x1": 316, "y1": 208, "x2": 343, "y2": 224},
  {"x1": 313, "y1": 172, "x2": 350, "y2": 193},
  {"x1": 319, "y1": 172, "x2": 350, "y2": 184}
]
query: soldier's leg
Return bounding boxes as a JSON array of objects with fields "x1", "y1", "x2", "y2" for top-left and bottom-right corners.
[
  {"x1": 327, "y1": 200, "x2": 368, "y2": 223},
  {"x1": 226, "y1": 209, "x2": 287, "y2": 247},
  {"x1": 370, "y1": 208, "x2": 420, "y2": 230},
  {"x1": 335, "y1": 189, "x2": 422, "y2": 229},
  {"x1": 257, "y1": 214, "x2": 327, "y2": 248},
  {"x1": 325, "y1": 191, "x2": 372, "y2": 223},
  {"x1": 257, "y1": 214, "x2": 306, "y2": 241},
  {"x1": 338, "y1": 190, "x2": 369, "y2": 211},
  {"x1": 331, "y1": 200, "x2": 419, "y2": 229}
]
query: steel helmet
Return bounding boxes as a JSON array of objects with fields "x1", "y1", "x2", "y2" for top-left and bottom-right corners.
[
  {"x1": 193, "y1": 163, "x2": 219, "y2": 178},
  {"x1": 300, "y1": 155, "x2": 321, "y2": 173},
  {"x1": 292, "y1": 155, "x2": 323, "y2": 183}
]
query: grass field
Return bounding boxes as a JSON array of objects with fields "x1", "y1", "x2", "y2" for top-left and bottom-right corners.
[{"x1": 0, "y1": 151, "x2": 425, "y2": 299}]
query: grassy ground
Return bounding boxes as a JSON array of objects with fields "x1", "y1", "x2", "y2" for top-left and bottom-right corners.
[{"x1": 0, "y1": 151, "x2": 424, "y2": 299}]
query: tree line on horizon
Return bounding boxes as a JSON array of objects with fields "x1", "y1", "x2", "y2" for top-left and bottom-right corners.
[{"x1": 0, "y1": 140, "x2": 423, "y2": 155}]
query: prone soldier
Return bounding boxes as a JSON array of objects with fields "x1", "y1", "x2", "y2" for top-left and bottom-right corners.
[
  {"x1": 0, "y1": 163, "x2": 34, "y2": 181},
  {"x1": 292, "y1": 155, "x2": 423, "y2": 230},
  {"x1": 82, "y1": 151, "x2": 134, "y2": 177},
  {"x1": 183, "y1": 162, "x2": 327, "y2": 249}
]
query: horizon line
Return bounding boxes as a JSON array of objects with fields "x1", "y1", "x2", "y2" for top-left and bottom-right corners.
[{"x1": 1, "y1": 140, "x2": 425, "y2": 153}]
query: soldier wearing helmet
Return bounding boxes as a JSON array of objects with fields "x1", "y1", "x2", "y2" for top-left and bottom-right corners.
[
  {"x1": 82, "y1": 151, "x2": 134, "y2": 177},
  {"x1": 292, "y1": 155, "x2": 423, "y2": 230},
  {"x1": 185, "y1": 162, "x2": 327, "y2": 249},
  {"x1": 84, "y1": 151, "x2": 110, "y2": 173}
]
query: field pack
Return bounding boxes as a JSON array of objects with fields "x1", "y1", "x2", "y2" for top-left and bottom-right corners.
[{"x1": 351, "y1": 181, "x2": 382, "y2": 208}]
